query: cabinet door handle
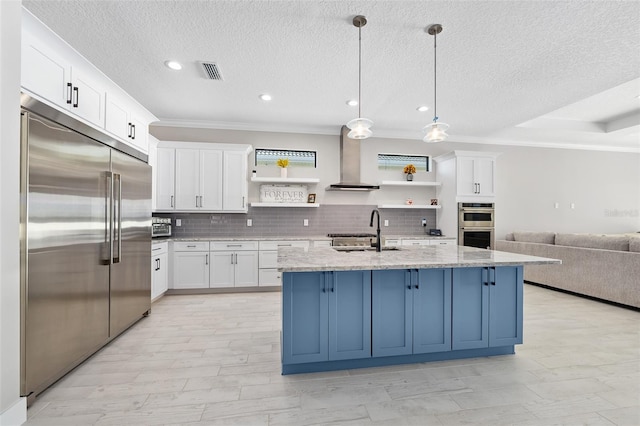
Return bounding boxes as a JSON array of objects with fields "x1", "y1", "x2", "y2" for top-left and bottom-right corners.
[
  {"x1": 131, "y1": 124, "x2": 136, "y2": 140},
  {"x1": 483, "y1": 267, "x2": 489, "y2": 286},
  {"x1": 72, "y1": 86, "x2": 79, "y2": 108},
  {"x1": 242, "y1": 196, "x2": 245, "y2": 208},
  {"x1": 205, "y1": 254, "x2": 209, "y2": 265},
  {"x1": 235, "y1": 253, "x2": 238, "y2": 264},
  {"x1": 478, "y1": 183, "x2": 481, "y2": 194},
  {"x1": 199, "y1": 195, "x2": 203, "y2": 207},
  {"x1": 226, "y1": 244, "x2": 242, "y2": 248},
  {"x1": 157, "y1": 258, "x2": 161, "y2": 270},
  {"x1": 66, "y1": 82, "x2": 73, "y2": 104},
  {"x1": 490, "y1": 267, "x2": 496, "y2": 285},
  {"x1": 170, "y1": 195, "x2": 174, "y2": 207},
  {"x1": 187, "y1": 245, "x2": 196, "y2": 248},
  {"x1": 128, "y1": 123, "x2": 132, "y2": 138},
  {"x1": 230, "y1": 254, "x2": 234, "y2": 264}
]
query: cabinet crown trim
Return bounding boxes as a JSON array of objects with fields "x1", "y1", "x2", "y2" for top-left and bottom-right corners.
[{"x1": 433, "y1": 150, "x2": 501, "y2": 163}]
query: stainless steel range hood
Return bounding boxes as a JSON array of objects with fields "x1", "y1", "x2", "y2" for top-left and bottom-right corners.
[{"x1": 326, "y1": 126, "x2": 379, "y2": 191}]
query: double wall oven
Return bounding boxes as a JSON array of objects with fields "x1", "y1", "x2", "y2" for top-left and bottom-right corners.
[{"x1": 458, "y1": 202, "x2": 495, "y2": 249}]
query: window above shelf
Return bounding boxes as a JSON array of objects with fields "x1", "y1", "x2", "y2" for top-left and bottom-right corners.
[
  {"x1": 379, "y1": 180, "x2": 441, "y2": 187},
  {"x1": 251, "y1": 177, "x2": 320, "y2": 184}
]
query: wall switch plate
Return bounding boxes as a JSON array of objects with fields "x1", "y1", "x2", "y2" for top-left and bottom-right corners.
[
  {"x1": 554, "y1": 202, "x2": 559, "y2": 209},
  {"x1": 303, "y1": 219, "x2": 309, "y2": 227},
  {"x1": 570, "y1": 203, "x2": 575, "y2": 209},
  {"x1": 176, "y1": 219, "x2": 181, "y2": 227},
  {"x1": 384, "y1": 219, "x2": 389, "y2": 227},
  {"x1": 247, "y1": 219, "x2": 252, "y2": 227}
]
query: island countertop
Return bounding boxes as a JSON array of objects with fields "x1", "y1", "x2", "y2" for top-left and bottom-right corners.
[{"x1": 277, "y1": 245, "x2": 561, "y2": 272}]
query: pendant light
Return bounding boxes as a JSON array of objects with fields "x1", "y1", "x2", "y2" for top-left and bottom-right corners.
[
  {"x1": 423, "y1": 24, "x2": 449, "y2": 143},
  {"x1": 346, "y1": 15, "x2": 373, "y2": 139}
]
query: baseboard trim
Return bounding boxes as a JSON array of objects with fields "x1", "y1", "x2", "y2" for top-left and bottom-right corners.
[
  {"x1": 0, "y1": 397, "x2": 26, "y2": 426},
  {"x1": 524, "y1": 281, "x2": 639, "y2": 312}
]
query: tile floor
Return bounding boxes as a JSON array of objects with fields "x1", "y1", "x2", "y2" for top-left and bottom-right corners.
[{"x1": 25, "y1": 284, "x2": 639, "y2": 425}]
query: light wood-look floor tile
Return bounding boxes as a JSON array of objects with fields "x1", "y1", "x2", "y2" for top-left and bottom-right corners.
[{"x1": 26, "y1": 285, "x2": 639, "y2": 425}]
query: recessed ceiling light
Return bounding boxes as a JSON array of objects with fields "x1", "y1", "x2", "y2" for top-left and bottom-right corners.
[
  {"x1": 416, "y1": 106, "x2": 429, "y2": 112},
  {"x1": 164, "y1": 60, "x2": 182, "y2": 70},
  {"x1": 346, "y1": 100, "x2": 358, "y2": 106},
  {"x1": 259, "y1": 94, "x2": 272, "y2": 101}
]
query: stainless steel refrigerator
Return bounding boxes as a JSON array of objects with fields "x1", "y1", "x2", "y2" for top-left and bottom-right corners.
[{"x1": 19, "y1": 95, "x2": 151, "y2": 403}]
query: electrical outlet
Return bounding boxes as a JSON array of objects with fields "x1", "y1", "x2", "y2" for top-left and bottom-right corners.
[
  {"x1": 384, "y1": 219, "x2": 389, "y2": 227},
  {"x1": 247, "y1": 219, "x2": 252, "y2": 227},
  {"x1": 176, "y1": 219, "x2": 181, "y2": 227},
  {"x1": 303, "y1": 219, "x2": 309, "y2": 227},
  {"x1": 421, "y1": 218, "x2": 427, "y2": 227}
]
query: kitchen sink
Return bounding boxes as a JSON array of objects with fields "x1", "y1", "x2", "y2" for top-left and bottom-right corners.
[{"x1": 332, "y1": 246, "x2": 400, "y2": 253}]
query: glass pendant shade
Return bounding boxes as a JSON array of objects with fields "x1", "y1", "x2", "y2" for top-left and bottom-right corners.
[
  {"x1": 347, "y1": 117, "x2": 373, "y2": 139},
  {"x1": 423, "y1": 121, "x2": 450, "y2": 143}
]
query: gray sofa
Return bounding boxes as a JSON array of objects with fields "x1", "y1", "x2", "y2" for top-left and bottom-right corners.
[{"x1": 496, "y1": 231, "x2": 640, "y2": 309}]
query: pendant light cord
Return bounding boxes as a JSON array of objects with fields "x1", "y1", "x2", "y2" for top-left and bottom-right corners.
[
  {"x1": 358, "y1": 24, "x2": 362, "y2": 119},
  {"x1": 433, "y1": 29, "x2": 437, "y2": 123}
]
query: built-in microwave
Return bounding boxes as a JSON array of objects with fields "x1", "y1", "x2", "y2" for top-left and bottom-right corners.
[
  {"x1": 152, "y1": 217, "x2": 172, "y2": 237},
  {"x1": 458, "y1": 202, "x2": 495, "y2": 228}
]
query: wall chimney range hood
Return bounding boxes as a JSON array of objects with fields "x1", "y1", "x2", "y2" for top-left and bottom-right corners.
[{"x1": 327, "y1": 126, "x2": 379, "y2": 191}]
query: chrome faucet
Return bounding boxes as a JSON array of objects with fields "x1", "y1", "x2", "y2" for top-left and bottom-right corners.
[{"x1": 370, "y1": 209, "x2": 381, "y2": 252}]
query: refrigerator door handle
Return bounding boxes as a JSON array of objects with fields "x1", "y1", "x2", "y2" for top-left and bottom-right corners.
[
  {"x1": 103, "y1": 171, "x2": 113, "y2": 265},
  {"x1": 113, "y1": 173, "x2": 122, "y2": 264}
]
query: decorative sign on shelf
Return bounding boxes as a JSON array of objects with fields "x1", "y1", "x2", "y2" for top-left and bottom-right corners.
[{"x1": 260, "y1": 184, "x2": 308, "y2": 203}]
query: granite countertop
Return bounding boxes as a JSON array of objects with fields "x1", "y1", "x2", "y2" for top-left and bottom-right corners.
[
  {"x1": 166, "y1": 236, "x2": 332, "y2": 242},
  {"x1": 160, "y1": 235, "x2": 453, "y2": 243},
  {"x1": 277, "y1": 246, "x2": 561, "y2": 272}
]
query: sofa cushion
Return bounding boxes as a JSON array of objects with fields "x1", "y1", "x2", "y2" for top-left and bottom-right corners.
[
  {"x1": 513, "y1": 231, "x2": 555, "y2": 244},
  {"x1": 555, "y1": 233, "x2": 629, "y2": 251},
  {"x1": 629, "y1": 237, "x2": 640, "y2": 253}
]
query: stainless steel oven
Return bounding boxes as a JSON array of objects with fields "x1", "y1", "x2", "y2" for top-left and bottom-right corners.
[
  {"x1": 458, "y1": 202, "x2": 495, "y2": 227},
  {"x1": 458, "y1": 203, "x2": 495, "y2": 249},
  {"x1": 458, "y1": 228, "x2": 495, "y2": 250}
]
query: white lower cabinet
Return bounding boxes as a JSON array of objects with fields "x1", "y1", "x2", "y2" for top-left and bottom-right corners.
[
  {"x1": 258, "y1": 240, "x2": 310, "y2": 286},
  {"x1": 430, "y1": 239, "x2": 456, "y2": 246},
  {"x1": 210, "y1": 242, "x2": 258, "y2": 288},
  {"x1": 151, "y1": 241, "x2": 169, "y2": 300},
  {"x1": 172, "y1": 241, "x2": 210, "y2": 289},
  {"x1": 401, "y1": 239, "x2": 431, "y2": 247}
]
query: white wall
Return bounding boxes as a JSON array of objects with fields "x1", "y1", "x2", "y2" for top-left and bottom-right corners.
[
  {"x1": 0, "y1": 1, "x2": 26, "y2": 424},
  {"x1": 151, "y1": 125, "x2": 640, "y2": 238}
]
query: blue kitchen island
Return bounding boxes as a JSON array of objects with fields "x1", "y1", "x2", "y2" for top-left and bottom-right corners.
[{"x1": 278, "y1": 245, "x2": 560, "y2": 375}]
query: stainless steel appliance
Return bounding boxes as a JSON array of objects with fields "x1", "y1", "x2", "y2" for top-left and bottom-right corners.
[
  {"x1": 458, "y1": 202, "x2": 495, "y2": 249},
  {"x1": 152, "y1": 217, "x2": 172, "y2": 237},
  {"x1": 20, "y1": 95, "x2": 151, "y2": 404}
]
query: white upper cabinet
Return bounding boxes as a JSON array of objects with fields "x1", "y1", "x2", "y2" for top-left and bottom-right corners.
[
  {"x1": 155, "y1": 148, "x2": 176, "y2": 210},
  {"x1": 155, "y1": 142, "x2": 251, "y2": 213},
  {"x1": 223, "y1": 150, "x2": 248, "y2": 212},
  {"x1": 22, "y1": 29, "x2": 105, "y2": 128},
  {"x1": 21, "y1": 8, "x2": 155, "y2": 156},
  {"x1": 456, "y1": 156, "x2": 495, "y2": 197},
  {"x1": 435, "y1": 151, "x2": 499, "y2": 201},
  {"x1": 105, "y1": 94, "x2": 149, "y2": 154},
  {"x1": 174, "y1": 148, "x2": 223, "y2": 211},
  {"x1": 199, "y1": 149, "x2": 224, "y2": 211}
]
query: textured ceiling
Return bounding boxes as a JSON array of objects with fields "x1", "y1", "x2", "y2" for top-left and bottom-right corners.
[{"x1": 23, "y1": 0, "x2": 640, "y2": 152}]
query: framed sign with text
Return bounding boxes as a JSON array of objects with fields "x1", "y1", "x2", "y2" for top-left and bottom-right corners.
[{"x1": 259, "y1": 184, "x2": 309, "y2": 203}]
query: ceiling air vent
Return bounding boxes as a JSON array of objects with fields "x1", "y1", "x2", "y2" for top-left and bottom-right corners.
[{"x1": 200, "y1": 62, "x2": 223, "y2": 80}]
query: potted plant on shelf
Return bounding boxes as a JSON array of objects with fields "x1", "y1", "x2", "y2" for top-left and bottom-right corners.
[
  {"x1": 403, "y1": 164, "x2": 416, "y2": 181},
  {"x1": 277, "y1": 158, "x2": 289, "y2": 178}
]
